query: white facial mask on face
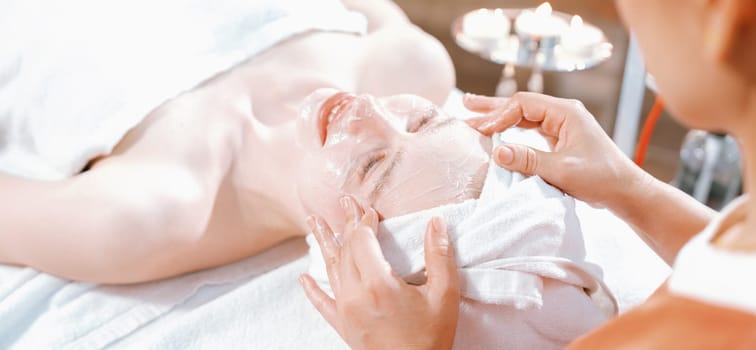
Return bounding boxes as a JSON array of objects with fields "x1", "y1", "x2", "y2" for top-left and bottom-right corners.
[{"x1": 371, "y1": 123, "x2": 490, "y2": 217}]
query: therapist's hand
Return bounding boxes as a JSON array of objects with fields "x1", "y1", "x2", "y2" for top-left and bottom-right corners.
[
  {"x1": 299, "y1": 196, "x2": 460, "y2": 350},
  {"x1": 464, "y1": 92, "x2": 648, "y2": 208}
]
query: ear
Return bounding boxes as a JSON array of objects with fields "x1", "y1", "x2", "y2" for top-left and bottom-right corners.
[{"x1": 704, "y1": 0, "x2": 756, "y2": 64}]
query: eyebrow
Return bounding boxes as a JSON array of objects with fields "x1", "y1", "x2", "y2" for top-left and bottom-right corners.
[{"x1": 368, "y1": 118, "x2": 457, "y2": 203}]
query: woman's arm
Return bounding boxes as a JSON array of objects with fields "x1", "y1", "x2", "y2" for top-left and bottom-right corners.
[
  {"x1": 0, "y1": 164, "x2": 211, "y2": 282},
  {"x1": 0, "y1": 89, "x2": 250, "y2": 283},
  {"x1": 608, "y1": 170, "x2": 715, "y2": 264},
  {"x1": 464, "y1": 92, "x2": 715, "y2": 264}
]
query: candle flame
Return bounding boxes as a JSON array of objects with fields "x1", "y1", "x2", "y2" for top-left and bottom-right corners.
[
  {"x1": 536, "y1": 2, "x2": 552, "y2": 16},
  {"x1": 571, "y1": 15, "x2": 584, "y2": 29}
]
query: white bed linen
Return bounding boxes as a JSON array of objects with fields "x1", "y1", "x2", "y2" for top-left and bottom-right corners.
[
  {"x1": 0, "y1": 91, "x2": 670, "y2": 349},
  {"x1": 0, "y1": 205, "x2": 668, "y2": 349}
]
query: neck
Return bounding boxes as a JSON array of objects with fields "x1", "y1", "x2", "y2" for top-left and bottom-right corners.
[{"x1": 234, "y1": 119, "x2": 309, "y2": 235}]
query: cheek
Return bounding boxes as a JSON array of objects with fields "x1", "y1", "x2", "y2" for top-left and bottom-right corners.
[
  {"x1": 298, "y1": 181, "x2": 348, "y2": 230},
  {"x1": 374, "y1": 176, "x2": 451, "y2": 218},
  {"x1": 374, "y1": 138, "x2": 490, "y2": 218},
  {"x1": 297, "y1": 158, "x2": 342, "y2": 219}
]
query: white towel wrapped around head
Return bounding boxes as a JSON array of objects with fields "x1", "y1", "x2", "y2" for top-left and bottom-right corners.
[{"x1": 307, "y1": 135, "x2": 617, "y2": 349}]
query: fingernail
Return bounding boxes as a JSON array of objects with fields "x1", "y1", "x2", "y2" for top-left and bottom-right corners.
[
  {"x1": 431, "y1": 217, "x2": 450, "y2": 255},
  {"x1": 306, "y1": 216, "x2": 317, "y2": 232},
  {"x1": 313, "y1": 216, "x2": 330, "y2": 235},
  {"x1": 339, "y1": 197, "x2": 349, "y2": 210},
  {"x1": 364, "y1": 208, "x2": 379, "y2": 227},
  {"x1": 496, "y1": 146, "x2": 514, "y2": 165},
  {"x1": 343, "y1": 196, "x2": 361, "y2": 219},
  {"x1": 431, "y1": 216, "x2": 446, "y2": 233}
]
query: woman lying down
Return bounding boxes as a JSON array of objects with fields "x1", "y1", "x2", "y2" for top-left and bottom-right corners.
[
  {"x1": 297, "y1": 89, "x2": 617, "y2": 349},
  {"x1": 0, "y1": 0, "x2": 456, "y2": 282}
]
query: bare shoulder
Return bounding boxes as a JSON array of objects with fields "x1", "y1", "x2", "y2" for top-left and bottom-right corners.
[{"x1": 355, "y1": 22, "x2": 455, "y2": 105}]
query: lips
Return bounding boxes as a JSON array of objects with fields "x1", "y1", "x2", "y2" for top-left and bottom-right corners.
[{"x1": 317, "y1": 92, "x2": 355, "y2": 145}]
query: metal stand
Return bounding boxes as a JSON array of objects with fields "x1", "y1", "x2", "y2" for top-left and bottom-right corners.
[
  {"x1": 452, "y1": 8, "x2": 613, "y2": 97},
  {"x1": 612, "y1": 35, "x2": 646, "y2": 157}
]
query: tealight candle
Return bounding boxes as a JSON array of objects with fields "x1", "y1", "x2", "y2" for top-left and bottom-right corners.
[
  {"x1": 560, "y1": 15, "x2": 604, "y2": 56},
  {"x1": 462, "y1": 8, "x2": 511, "y2": 45},
  {"x1": 514, "y1": 2, "x2": 568, "y2": 40}
]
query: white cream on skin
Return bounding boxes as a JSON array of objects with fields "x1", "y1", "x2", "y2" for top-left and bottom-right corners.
[{"x1": 296, "y1": 88, "x2": 491, "y2": 227}]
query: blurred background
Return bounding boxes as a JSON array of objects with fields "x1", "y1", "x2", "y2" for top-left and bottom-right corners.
[{"x1": 393, "y1": 0, "x2": 688, "y2": 182}]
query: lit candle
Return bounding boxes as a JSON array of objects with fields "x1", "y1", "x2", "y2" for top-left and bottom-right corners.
[
  {"x1": 560, "y1": 15, "x2": 604, "y2": 56},
  {"x1": 514, "y1": 2, "x2": 568, "y2": 39},
  {"x1": 462, "y1": 9, "x2": 511, "y2": 44}
]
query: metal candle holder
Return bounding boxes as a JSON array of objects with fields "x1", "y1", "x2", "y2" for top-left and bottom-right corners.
[{"x1": 452, "y1": 8, "x2": 613, "y2": 95}]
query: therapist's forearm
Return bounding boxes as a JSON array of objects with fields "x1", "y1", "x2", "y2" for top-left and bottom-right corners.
[{"x1": 607, "y1": 171, "x2": 716, "y2": 265}]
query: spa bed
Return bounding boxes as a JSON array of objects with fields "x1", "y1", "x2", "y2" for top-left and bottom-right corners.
[{"x1": 0, "y1": 90, "x2": 669, "y2": 349}]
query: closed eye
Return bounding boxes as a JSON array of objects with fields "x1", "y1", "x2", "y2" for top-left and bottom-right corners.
[{"x1": 360, "y1": 152, "x2": 386, "y2": 180}]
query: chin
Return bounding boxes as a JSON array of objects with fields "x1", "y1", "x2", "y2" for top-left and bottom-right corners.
[{"x1": 666, "y1": 103, "x2": 729, "y2": 134}]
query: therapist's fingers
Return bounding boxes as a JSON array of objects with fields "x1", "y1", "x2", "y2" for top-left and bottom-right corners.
[
  {"x1": 348, "y1": 208, "x2": 399, "y2": 286},
  {"x1": 462, "y1": 93, "x2": 507, "y2": 113},
  {"x1": 463, "y1": 93, "x2": 510, "y2": 132},
  {"x1": 308, "y1": 216, "x2": 343, "y2": 297},
  {"x1": 422, "y1": 217, "x2": 460, "y2": 305},
  {"x1": 338, "y1": 196, "x2": 364, "y2": 283},
  {"x1": 465, "y1": 99, "x2": 524, "y2": 136},
  {"x1": 465, "y1": 92, "x2": 579, "y2": 139},
  {"x1": 340, "y1": 196, "x2": 364, "y2": 236},
  {"x1": 499, "y1": 93, "x2": 572, "y2": 137},
  {"x1": 299, "y1": 274, "x2": 341, "y2": 334},
  {"x1": 507, "y1": 92, "x2": 573, "y2": 139},
  {"x1": 493, "y1": 143, "x2": 558, "y2": 177}
]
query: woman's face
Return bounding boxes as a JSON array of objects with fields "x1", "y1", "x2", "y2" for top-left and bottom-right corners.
[
  {"x1": 296, "y1": 88, "x2": 491, "y2": 228},
  {"x1": 614, "y1": 0, "x2": 752, "y2": 131}
]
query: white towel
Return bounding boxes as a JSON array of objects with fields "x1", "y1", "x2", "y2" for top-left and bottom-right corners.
[
  {"x1": 0, "y1": 239, "x2": 309, "y2": 349},
  {"x1": 308, "y1": 135, "x2": 618, "y2": 349},
  {"x1": 0, "y1": 0, "x2": 367, "y2": 180}
]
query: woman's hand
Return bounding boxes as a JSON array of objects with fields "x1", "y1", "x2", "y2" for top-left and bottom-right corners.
[
  {"x1": 464, "y1": 92, "x2": 649, "y2": 208},
  {"x1": 465, "y1": 92, "x2": 715, "y2": 263},
  {"x1": 299, "y1": 196, "x2": 460, "y2": 350}
]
